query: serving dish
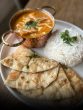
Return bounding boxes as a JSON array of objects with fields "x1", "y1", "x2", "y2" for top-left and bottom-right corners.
[
  {"x1": 0, "y1": 20, "x2": 83, "y2": 108},
  {"x1": 2, "y1": 6, "x2": 56, "y2": 48}
]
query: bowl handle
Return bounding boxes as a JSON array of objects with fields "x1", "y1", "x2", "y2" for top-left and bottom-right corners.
[
  {"x1": 2, "y1": 31, "x2": 25, "y2": 47},
  {"x1": 41, "y1": 6, "x2": 56, "y2": 16}
]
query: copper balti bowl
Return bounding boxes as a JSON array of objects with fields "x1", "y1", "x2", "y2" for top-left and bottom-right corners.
[{"x1": 2, "y1": 6, "x2": 56, "y2": 48}]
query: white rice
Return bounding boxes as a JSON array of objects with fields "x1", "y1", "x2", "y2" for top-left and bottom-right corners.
[{"x1": 42, "y1": 28, "x2": 83, "y2": 67}]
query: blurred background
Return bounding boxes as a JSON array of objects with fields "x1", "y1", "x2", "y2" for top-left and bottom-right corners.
[{"x1": 0, "y1": 0, "x2": 29, "y2": 42}]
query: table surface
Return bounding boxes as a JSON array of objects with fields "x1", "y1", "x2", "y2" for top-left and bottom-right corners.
[
  {"x1": 0, "y1": 0, "x2": 83, "y2": 109},
  {"x1": 26, "y1": 0, "x2": 83, "y2": 29}
]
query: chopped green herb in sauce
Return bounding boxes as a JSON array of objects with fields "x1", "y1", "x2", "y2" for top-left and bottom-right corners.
[
  {"x1": 60, "y1": 30, "x2": 77, "y2": 46},
  {"x1": 25, "y1": 19, "x2": 41, "y2": 29}
]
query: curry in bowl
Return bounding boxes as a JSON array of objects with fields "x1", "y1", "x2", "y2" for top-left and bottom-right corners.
[
  {"x1": 11, "y1": 9, "x2": 54, "y2": 39},
  {"x1": 2, "y1": 8, "x2": 55, "y2": 48}
]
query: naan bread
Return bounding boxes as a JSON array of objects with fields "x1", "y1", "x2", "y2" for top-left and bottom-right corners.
[
  {"x1": 28, "y1": 57, "x2": 58, "y2": 73},
  {"x1": 65, "y1": 68, "x2": 83, "y2": 95},
  {"x1": 5, "y1": 66, "x2": 59, "y2": 90},
  {"x1": 1, "y1": 45, "x2": 34, "y2": 71},
  {"x1": 1, "y1": 45, "x2": 58, "y2": 73},
  {"x1": 19, "y1": 89, "x2": 43, "y2": 98},
  {"x1": 5, "y1": 65, "x2": 83, "y2": 104},
  {"x1": 39, "y1": 67, "x2": 75, "y2": 100}
]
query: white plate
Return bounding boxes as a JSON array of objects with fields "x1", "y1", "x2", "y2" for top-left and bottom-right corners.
[{"x1": 0, "y1": 20, "x2": 83, "y2": 107}]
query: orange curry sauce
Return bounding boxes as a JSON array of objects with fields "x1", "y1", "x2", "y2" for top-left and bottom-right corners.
[{"x1": 12, "y1": 9, "x2": 54, "y2": 38}]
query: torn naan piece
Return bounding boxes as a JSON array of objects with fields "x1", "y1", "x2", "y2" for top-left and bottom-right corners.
[
  {"x1": 39, "y1": 67, "x2": 75, "y2": 100},
  {"x1": 5, "y1": 66, "x2": 59, "y2": 90},
  {"x1": 28, "y1": 57, "x2": 58, "y2": 73},
  {"x1": 65, "y1": 68, "x2": 83, "y2": 95},
  {"x1": 1, "y1": 45, "x2": 59, "y2": 73},
  {"x1": 0, "y1": 45, "x2": 34, "y2": 71}
]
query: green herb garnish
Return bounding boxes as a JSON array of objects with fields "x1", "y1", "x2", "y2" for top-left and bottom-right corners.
[
  {"x1": 25, "y1": 20, "x2": 39, "y2": 29},
  {"x1": 60, "y1": 30, "x2": 77, "y2": 46}
]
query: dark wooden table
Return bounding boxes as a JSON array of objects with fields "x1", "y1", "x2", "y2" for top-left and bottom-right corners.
[
  {"x1": 26, "y1": 0, "x2": 83, "y2": 29},
  {"x1": 0, "y1": 0, "x2": 83, "y2": 109}
]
